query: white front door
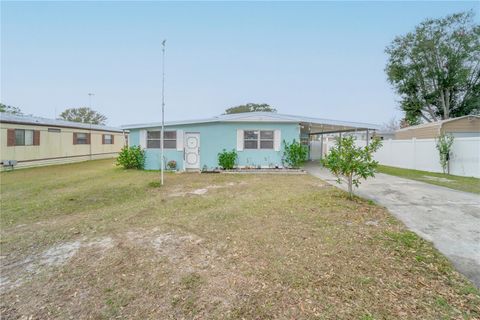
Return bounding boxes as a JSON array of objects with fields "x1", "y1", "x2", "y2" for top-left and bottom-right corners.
[{"x1": 184, "y1": 133, "x2": 200, "y2": 170}]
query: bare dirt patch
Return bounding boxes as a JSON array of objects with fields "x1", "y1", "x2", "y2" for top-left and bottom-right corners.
[
  {"x1": 168, "y1": 181, "x2": 246, "y2": 197},
  {"x1": 1, "y1": 227, "x2": 250, "y2": 319},
  {"x1": 39, "y1": 241, "x2": 82, "y2": 267},
  {"x1": 189, "y1": 188, "x2": 208, "y2": 195},
  {"x1": 0, "y1": 237, "x2": 113, "y2": 293},
  {"x1": 123, "y1": 228, "x2": 246, "y2": 314}
]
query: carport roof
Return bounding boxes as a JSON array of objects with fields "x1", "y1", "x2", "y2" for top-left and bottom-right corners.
[{"x1": 122, "y1": 112, "x2": 380, "y2": 132}]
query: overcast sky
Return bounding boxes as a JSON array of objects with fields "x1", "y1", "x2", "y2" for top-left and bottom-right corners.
[{"x1": 2, "y1": 1, "x2": 478, "y2": 127}]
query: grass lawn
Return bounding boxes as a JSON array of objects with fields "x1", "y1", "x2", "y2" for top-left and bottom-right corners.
[
  {"x1": 377, "y1": 165, "x2": 480, "y2": 194},
  {"x1": 1, "y1": 159, "x2": 479, "y2": 319}
]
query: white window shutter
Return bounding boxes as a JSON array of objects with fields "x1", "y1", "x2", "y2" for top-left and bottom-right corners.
[
  {"x1": 176, "y1": 130, "x2": 184, "y2": 151},
  {"x1": 139, "y1": 129, "x2": 147, "y2": 149},
  {"x1": 274, "y1": 129, "x2": 281, "y2": 151},
  {"x1": 237, "y1": 129, "x2": 244, "y2": 151}
]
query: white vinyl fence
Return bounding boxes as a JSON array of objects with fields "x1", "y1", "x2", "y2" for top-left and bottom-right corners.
[{"x1": 316, "y1": 137, "x2": 480, "y2": 178}]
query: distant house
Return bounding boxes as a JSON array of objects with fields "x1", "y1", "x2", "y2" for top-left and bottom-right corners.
[
  {"x1": 122, "y1": 112, "x2": 379, "y2": 171},
  {"x1": 346, "y1": 130, "x2": 395, "y2": 141},
  {"x1": 395, "y1": 115, "x2": 480, "y2": 140},
  {"x1": 1, "y1": 114, "x2": 125, "y2": 170}
]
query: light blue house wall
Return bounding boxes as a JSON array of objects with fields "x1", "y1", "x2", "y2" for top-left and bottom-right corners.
[{"x1": 128, "y1": 122, "x2": 300, "y2": 170}]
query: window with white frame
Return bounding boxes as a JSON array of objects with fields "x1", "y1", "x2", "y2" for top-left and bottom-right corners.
[
  {"x1": 147, "y1": 131, "x2": 160, "y2": 148},
  {"x1": 15, "y1": 129, "x2": 34, "y2": 146},
  {"x1": 147, "y1": 130, "x2": 176, "y2": 149},
  {"x1": 244, "y1": 130, "x2": 274, "y2": 149}
]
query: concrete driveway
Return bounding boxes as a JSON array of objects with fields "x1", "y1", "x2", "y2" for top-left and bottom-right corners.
[{"x1": 304, "y1": 162, "x2": 480, "y2": 288}]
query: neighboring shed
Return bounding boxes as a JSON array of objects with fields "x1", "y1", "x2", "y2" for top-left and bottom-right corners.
[
  {"x1": 395, "y1": 115, "x2": 480, "y2": 140},
  {"x1": 0, "y1": 113, "x2": 126, "y2": 170}
]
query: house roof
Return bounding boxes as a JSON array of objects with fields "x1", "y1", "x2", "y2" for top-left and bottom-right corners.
[
  {"x1": 0, "y1": 113, "x2": 124, "y2": 133},
  {"x1": 121, "y1": 112, "x2": 381, "y2": 131},
  {"x1": 395, "y1": 115, "x2": 480, "y2": 133}
]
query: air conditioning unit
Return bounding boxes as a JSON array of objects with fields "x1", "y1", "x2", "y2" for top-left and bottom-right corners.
[{"x1": 2, "y1": 160, "x2": 17, "y2": 168}]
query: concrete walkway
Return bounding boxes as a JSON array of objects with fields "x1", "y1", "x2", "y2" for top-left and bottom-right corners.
[{"x1": 304, "y1": 162, "x2": 480, "y2": 288}]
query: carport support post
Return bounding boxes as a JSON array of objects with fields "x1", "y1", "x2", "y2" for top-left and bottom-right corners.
[{"x1": 366, "y1": 129, "x2": 369, "y2": 146}]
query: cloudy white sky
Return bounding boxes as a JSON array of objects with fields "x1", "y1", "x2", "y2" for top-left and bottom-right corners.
[{"x1": 2, "y1": 1, "x2": 478, "y2": 126}]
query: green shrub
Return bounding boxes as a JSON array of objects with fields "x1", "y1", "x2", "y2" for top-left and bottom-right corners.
[
  {"x1": 283, "y1": 139, "x2": 308, "y2": 168},
  {"x1": 148, "y1": 181, "x2": 161, "y2": 188},
  {"x1": 116, "y1": 146, "x2": 145, "y2": 169},
  {"x1": 218, "y1": 149, "x2": 237, "y2": 169},
  {"x1": 167, "y1": 160, "x2": 177, "y2": 170}
]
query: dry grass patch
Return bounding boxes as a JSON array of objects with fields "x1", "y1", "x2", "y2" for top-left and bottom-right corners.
[{"x1": 1, "y1": 159, "x2": 479, "y2": 319}]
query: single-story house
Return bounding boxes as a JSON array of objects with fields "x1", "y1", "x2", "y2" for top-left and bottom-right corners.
[
  {"x1": 395, "y1": 115, "x2": 480, "y2": 140},
  {"x1": 122, "y1": 112, "x2": 380, "y2": 171},
  {"x1": 1, "y1": 113, "x2": 126, "y2": 170}
]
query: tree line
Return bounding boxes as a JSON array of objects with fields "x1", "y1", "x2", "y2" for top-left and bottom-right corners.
[
  {"x1": 0, "y1": 102, "x2": 276, "y2": 125},
  {"x1": 1, "y1": 103, "x2": 108, "y2": 125}
]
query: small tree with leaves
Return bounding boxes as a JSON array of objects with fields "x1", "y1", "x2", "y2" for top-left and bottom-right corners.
[
  {"x1": 322, "y1": 136, "x2": 382, "y2": 199},
  {"x1": 59, "y1": 107, "x2": 107, "y2": 125},
  {"x1": 436, "y1": 133, "x2": 454, "y2": 174}
]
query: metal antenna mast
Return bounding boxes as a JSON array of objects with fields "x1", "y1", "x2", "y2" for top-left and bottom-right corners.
[
  {"x1": 161, "y1": 40, "x2": 166, "y2": 185},
  {"x1": 88, "y1": 93, "x2": 95, "y2": 109}
]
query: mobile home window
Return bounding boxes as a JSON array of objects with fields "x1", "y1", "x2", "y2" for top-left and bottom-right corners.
[
  {"x1": 48, "y1": 128, "x2": 61, "y2": 133},
  {"x1": 15, "y1": 129, "x2": 34, "y2": 146},
  {"x1": 244, "y1": 130, "x2": 258, "y2": 149},
  {"x1": 244, "y1": 130, "x2": 274, "y2": 149},
  {"x1": 103, "y1": 134, "x2": 113, "y2": 144},
  {"x1": 75, "y1": 132, "x2": 89, "y2": 144},
  {"x1": 147, "y1": 130, "x2": 176, "y2": 149},
  {"x1": 260, "y1": 130, "x2": 274, "y2": 149}
]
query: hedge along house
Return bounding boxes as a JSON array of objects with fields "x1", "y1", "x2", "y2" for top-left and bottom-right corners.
[
  {"x1": 122, "y1": 112, "x2": 379, "y2": 171},
  {"x1": 1, "y1": 113, "x2": 126, "y2": 170}
]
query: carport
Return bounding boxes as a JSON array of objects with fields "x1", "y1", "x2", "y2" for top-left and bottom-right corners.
[{"x1": 290, "y1": 115, "x2": 381, "y2": 160}]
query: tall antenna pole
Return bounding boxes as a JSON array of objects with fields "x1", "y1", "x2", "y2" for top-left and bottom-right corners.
[
  {"x1": 161, "y1": 40, "x2": 166, "y2": 185},
  {"x1": 88, "y1": 93, "x2": 95, "y2": 109}
]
